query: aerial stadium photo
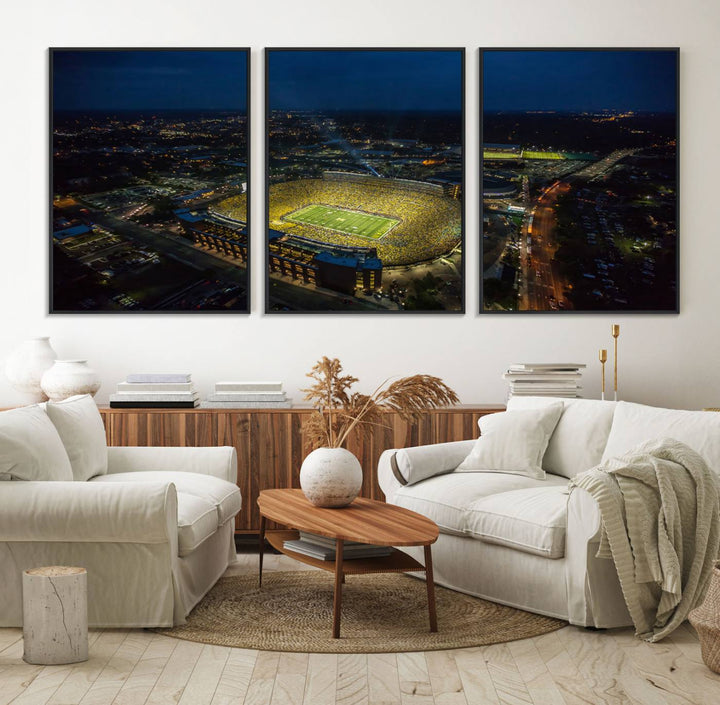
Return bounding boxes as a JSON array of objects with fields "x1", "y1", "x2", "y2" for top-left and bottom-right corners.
[
  {"x1": 481, "y1": 49, "x2": 678, "y2": 313},
  {"x1": 252, "y1": 48, "x2": 464, "y2": 313},
  {"x1": 51, "y1": 49, "x2": 249, "y2": 313}
]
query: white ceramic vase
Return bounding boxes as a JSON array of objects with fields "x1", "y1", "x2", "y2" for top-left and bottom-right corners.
[
  {"x1": 299, "y1": 447, "x2": 363, "y2": 508},
  {"x1": 4, "y1": 337, "x2": 58, "y2": 402},
  {"x1": 40, "y1": 360, "x2": 101, "y2": 402}
]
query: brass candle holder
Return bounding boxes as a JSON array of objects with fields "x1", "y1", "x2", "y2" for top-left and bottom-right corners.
[
  {"x1": 599, "y1": 349, "x2": 608, "y2": 401},
  {"x1": 611, "y1": 324, "x2": 620, "y2": 401}
]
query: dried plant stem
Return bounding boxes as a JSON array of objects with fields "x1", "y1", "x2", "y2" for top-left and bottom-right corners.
[{"x1": 302, "y1": 357, "x2": 458, "y2": 450}]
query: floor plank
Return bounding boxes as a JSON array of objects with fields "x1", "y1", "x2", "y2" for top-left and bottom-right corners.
[
  {"x1": 613, "y1": 629, "x2": 720, "y2": 705},
  {"x1": 397, "y1": 652, "x2": 433, "y2": 704},
  {"x1": 451, "y1": 647, "x2": 501, "y2": 705},
  {"x1": 425, "y1": 649, "x2": 467, "y2": 705},
  {"x1": 244, "y1": 650, "x2": 280, "y2": 705},
  {"x1": 506, "y1": 637, "x2": 566, "y2": 705},
  {"x1": 47, "y1": 630, "x2": 128, "y2": 705},
  {"x1": 532, "y1": 631, "x2": 601, "y2": 705},
  {"x1": 483, "y1": 643, "x2": 534, "y2": 705},
  {"x1": 270, "y1": 652, "x2": 309, "y2": 705},
  {"x1": 336, "y1": 654, "x2": 368, "y2": 705},
  {"x1": 367, "y1": 653, "x2": 400, "y2": 705},
  {"x1": 559, "y1": 626, "x2": 681, "y2": 705},
  {"x1": 145, "y1": 639, "x2": 204, "y2": 705},
  {"x1": 210, "y1": 647, "x2": 257, "y2": 705},
  {"x1": 303, "y1": 653, "x2": 337, "y2": 705},
  {"x1": 76, "y1": 631, "x2": 153, "y2": 705},
  {"x1": 177, "y1": 644, "x2": 231, "y2": 705}
]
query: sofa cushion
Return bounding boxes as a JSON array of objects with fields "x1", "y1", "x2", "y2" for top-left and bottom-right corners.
[
  {"x1": 508, "y1": 396, "x2": 616, "y2": 478},
  {"x1": 601, "y1": 402, "x2": 720, "y2": 476},
  {"x1": 91, "y1": 470, "x2": 241, "y2": 525},
  {"x1": 393, "y1": 471, "x2": 568, "y2": 536},
  {"x1": 0, "y1": 405, "x2": 73, "y2": 481},
  {"x1": 45, "y1": 395, "x2": 108, "y2": 481},
  {"x1": 176, "y1": 492, "x2": 219, "y2": 556},
  {"x1": 392, "y1": 440, "x2": 476, "y2": 486},
  {"x1": 466, "y1": 486, "x2": 570, "y2": 558},
  {"x1": 456, "y1": 404, "x2": 563, "y2": 479}
]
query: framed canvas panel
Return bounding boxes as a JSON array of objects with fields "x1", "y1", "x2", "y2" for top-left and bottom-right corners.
[
  {"x1": 265, "y1": 48, "x2": 465, "y2": 314},
  {"x1": 480, "y1": 48, "x2": 679, "y2": 313},
  {"x1": 50, "y1": 48, "x2": 250, "y2": 313}
]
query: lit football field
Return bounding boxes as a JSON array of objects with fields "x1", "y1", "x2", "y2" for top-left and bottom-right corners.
[
  {"x1": 522, "y1": 150, "x2": 566, "y2": 160},
  {"x1": 284, "y1": 205, "x2": 399, "y2": 240}
]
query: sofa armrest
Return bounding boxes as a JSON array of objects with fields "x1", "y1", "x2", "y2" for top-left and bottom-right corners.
[
  {"x1": 567, "y1": 486, "x2": 602, "y2": 543},
  {"x1": 0, "y1": 481, "x2": 177, "y2": 544},
  {"x1": 378, "y1": 440, "x2": 475, "y2": 500},
  {"x1": 107, "y1": 446, "x2": 237, "y2": 483}
]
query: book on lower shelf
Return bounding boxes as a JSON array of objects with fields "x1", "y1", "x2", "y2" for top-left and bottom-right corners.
[{"x1": 283, "y1": 532, "x2": 393, "y2": 561}]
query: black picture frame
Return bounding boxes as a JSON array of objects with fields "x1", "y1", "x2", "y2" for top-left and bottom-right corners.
[
  {"x1": 50, "y1": 47, "x2": 251, "y2": 314},
  {"x1": 265, "y1": 47, "x2": 465, "y2": 314},
  {"x1": 480, "y1": 47, "x2": 679, "y2": 314}
]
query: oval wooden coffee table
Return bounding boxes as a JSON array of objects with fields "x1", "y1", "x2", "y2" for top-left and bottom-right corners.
[{"x1": 257, "y1": 488, "x2": 439, "y2": 639}]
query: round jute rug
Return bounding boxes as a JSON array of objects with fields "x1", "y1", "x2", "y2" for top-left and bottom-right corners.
[{"x1": 155, "y1": 571, "x2": 565, "y2": 653}]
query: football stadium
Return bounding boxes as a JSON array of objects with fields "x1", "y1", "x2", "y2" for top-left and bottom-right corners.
[{"x1": 214, "y1": 172, "x2": 462, "y2": 268}]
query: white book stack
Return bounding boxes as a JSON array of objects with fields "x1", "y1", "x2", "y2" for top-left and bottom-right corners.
[
  {"x1": 502, "y1": 363, "x2": 586, "y2": 400},
  {"x1": 282, "y1": 531, "x2": 393, "y2": 561},
  {"x1": 109, "y1": 373, "x2": 199, "y2": 408},
  {"x1": 200, "y1": 381, "x2": 292, "y2": 409}
]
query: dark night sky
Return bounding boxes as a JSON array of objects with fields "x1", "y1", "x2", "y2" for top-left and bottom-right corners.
[
  {"x1": 483, "y1": 50, "x2": 677, "y2": 112},
  {"x1": 269, "y1": 50, "x2": 462, "y2": 112},
  {"x1": 52, "y1": 50, "x2": 248, "y2": 111}
]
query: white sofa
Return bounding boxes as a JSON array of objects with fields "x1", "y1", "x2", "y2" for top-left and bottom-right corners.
[
  {"x1": 0, "y1": 396, "x2": 241, "y2": 628},
  {"x1": 378, "y1": 398, "x2": 720, "y2": 628}
]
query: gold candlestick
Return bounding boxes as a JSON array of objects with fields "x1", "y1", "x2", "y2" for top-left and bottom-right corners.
[
  {"x1": 611, "y1": 324, "x2": 620, "y2": 401},
  {"x1": 599, "y1": 349, "x2": 607, "y2": 401}
]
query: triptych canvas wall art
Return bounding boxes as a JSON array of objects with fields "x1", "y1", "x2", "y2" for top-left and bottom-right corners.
[
  {"x1": 49, "y1": 47, "x2": 678, "y2": 315},
  {"x1": 481, "y1": 49, "x2": 678, "y2": 313},
  {"x1": 51, "y1": 48, "x2": 250, "y2": 313}
]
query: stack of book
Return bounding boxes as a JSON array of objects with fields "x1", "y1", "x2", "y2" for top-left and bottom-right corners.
[
  {"x1": 283, "y1": 531, "x2": 393, "y2": 561},
  {"x1": 503, "y1": 363, "x2": 586, "y2": 399},
  {"x1": 109, "y1": 373, "x2": 199, "y2": 408},
  {"x1": 200, "y1": 381, "x2": 292, "y2": 408}
]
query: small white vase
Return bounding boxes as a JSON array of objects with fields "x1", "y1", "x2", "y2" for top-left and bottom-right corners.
[
  {"x1": 40, "y1": 360, "x2": 101, "y2": 402},
  {"x1": 300, "y1": 447, "x2": 363, "y2": 508},
  {"x1": 4, "y1": 337, "x2": 58, "y2": 402}
]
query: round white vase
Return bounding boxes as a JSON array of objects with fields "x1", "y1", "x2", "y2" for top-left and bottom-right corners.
[
  {"x1": 40, "y1": 360, "x2": 101, "y2": 402},
  {"x1": 299, "y1": 447, "x2": 363, "y2": 508},
  {"x1": 4, "y1": 337, "x2": 58, "y2": 402}
]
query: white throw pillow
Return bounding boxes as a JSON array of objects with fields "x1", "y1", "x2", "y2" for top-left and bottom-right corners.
[
  {"x1": 507, "y1": 396, "x2": 616, "y2": 478},
  {"x1": 602, "y1": 401, "x2": 720, "y2": 476},
  {"x1": 45, "y1": 395, "x2": 108, "y2": 481},
  {"x1": 0, "y1": 405, "x2": 73, "y2": 481},
  {"x1": 456, "y1": 404, "x2": 564, "y2": 479}
]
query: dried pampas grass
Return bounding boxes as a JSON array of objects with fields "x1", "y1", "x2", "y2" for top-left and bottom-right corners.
[{"x1": 302, "y1": 356, "x2": 458, "y2": 450}]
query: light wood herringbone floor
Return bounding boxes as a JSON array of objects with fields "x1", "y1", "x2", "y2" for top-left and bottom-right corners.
[{"x1": 0, "y1": 553, "x2": 718, "y2": 705}]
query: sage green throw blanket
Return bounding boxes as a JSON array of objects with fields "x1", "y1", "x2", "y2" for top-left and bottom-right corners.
[{"x1": 571, "y1": 438, "x2": 720, "y2": 641}]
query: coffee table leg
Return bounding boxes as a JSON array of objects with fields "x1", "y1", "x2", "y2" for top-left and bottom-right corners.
[
  {"x1": 332, "y1": 539, "x2": 344, "y2": 638},
  {"x1": 258, "y1": 515, "x2": 266, "y2": 588},
  {"x1": 424, "y1": 544, "x2": 438, "y2": 633}
]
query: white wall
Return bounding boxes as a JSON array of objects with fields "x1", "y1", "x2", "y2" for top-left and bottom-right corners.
[{"x1": 1, "y1": 0, "x2": 718, "y2": 409}]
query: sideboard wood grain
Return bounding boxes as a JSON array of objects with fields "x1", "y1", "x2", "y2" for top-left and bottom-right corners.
[{"x1": 99, "y1": 405, "x2": 504, "y2": 533}]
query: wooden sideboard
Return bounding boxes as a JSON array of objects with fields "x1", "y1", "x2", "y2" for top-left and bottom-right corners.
[{"x1": 99, "y1": 405, "x2": 504, "y2": 533}]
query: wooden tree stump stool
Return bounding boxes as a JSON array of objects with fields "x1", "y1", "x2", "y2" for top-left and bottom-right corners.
[{"x1": 22, "y1": 566, "x2": 88, "y2": 665}]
